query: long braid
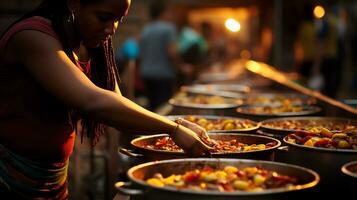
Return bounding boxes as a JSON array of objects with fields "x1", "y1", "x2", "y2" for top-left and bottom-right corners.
[
  {"x1": 82, "y1": 38, "x2": 119, "y2": 146},
  {"x1": 108, "y1": 38, "x2": 122, "y2": 84}
]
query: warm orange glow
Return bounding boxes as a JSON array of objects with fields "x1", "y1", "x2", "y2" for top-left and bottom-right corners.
[
  {"x1": 240, "y1": 50, "x2": 251, "y2": 59},
  {"x1": 246, "y1": 61, "x2": 261, "y2": 73},
  {"x1": 246, "y1": 61, "x2": 288, "y2": 83},
  {"x1": 314, "y1": 5, "x2": 325, "y2": 19},
  {"x1": 243, "y1": 60, "x2": 357, "y2": 115},
  {"x1": 225, "y1": 18, "x2": 241, "y2": 32}
]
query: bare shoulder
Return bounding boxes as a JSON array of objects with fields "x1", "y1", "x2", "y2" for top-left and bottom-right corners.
[{"x1": 5, "y1": 25, "x2": 63, "y2": 64}]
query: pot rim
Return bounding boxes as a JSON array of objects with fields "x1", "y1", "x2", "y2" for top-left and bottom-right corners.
[
  {"x1": 283, "y1": 136, "x2": 357, "y2": 153},
  {"x1": 246, "y1": 92, "x2": 312, "y2": 98},
  {"x1": 245, "y1": 93, "x2": 315, "y2": 105},
  {"x1": 181, "y1": 87, "x2": 247, "y2": 99},
  {"x1": 260, "y1": 116, "x2": 357, "y2": 132},
  {"x1": 341, "y1": 161, "x2": 357, "y2": 178},
  {"x1": 126, "y1": 158, "x2": 320, "y2": 196},
  {"x1": 131, "y1": 133, "x2": 281, "y2": 155},
  {"x1": 181, "y1": 83, "x2": 251, "y2": 93},
  {"x1": 169, "y1": 98, "x2": 242, "y2": 109},
  {"x1": 165, "y1": 115, "x2": 260, "y2": 132}
]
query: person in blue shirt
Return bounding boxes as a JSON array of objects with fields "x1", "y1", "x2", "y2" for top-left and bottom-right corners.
[{"x1": 139, "y1": 0, "x2": 179, "y2": 111}]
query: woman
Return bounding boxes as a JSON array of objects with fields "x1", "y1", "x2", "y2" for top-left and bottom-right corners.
[{"x1": 0, "y1": 0, "x2": 211, "y2": 199}]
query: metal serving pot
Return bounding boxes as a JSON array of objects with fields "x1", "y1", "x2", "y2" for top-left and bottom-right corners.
[
  {"x1": 279, "y1": 137, "x2": 357, "y2": 195},
  {"x1": 258, "y1": 117, "x2": 357, "y2": 140},
  {"x1": 115, "y1": 158, "x2": 319, "y2": 200},
  {"x1": 168, "y1": 95, "x2": 243, "y2": 116},
  {"x1": 244, "y1": 92, "x2": 316, "y2": 106},
  {"x1": 165, "y1": 115, "x2": 260, "y2": 133},
  {"x1": 180, "y1": 83, "x2": 251, "y2": 94},
  {"x1": 180, "y1": 85, "x2": 249, "y2": 99},
  {"x1": 119, "y1": 133, "x2": 281, "y2": 162},
  {"x1": 236, "y1": 105, "x2": 322, "y2": 122}
]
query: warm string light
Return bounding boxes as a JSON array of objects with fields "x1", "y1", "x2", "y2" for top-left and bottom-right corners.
[
  {"x1": 225, "y1": 18, "x2": 241, "y2": 32},
  {"x1": 314, "y1": 5, "x2": 325, "y2": 19}
]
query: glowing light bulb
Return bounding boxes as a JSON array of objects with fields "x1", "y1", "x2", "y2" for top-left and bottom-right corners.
[
  {"x1": 225, "y1": 18, "x2": 241, "y2": 32},
  {"x1": 314, "y1": 5, "x2": 325, "y2": 19}
]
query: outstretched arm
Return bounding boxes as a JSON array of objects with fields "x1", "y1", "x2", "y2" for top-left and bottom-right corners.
[{"x1": 6, "y1": 29, "x2": 211, "y2": 154}]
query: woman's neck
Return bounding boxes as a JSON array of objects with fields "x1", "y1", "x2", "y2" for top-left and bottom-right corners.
[
  {"x1": 63, "y1": 19, "x2": 81, "y2": 51},
  {"x1": 62, "y1": 21, "x2": 90, "y2": 62},
  {"x1": 73, "y1": 43, "x2": 90, "y2": 62}
]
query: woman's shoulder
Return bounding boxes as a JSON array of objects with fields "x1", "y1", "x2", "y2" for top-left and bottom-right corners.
[
  {"x1": 0, "y1": 16, "x2": 59, "y2": 64},
  {"x1": 8, "y1": 16, "x2": 57, "y2": 39},
  {"x1": 1, "y1": 16, "x2": 58, "y2": 49}
]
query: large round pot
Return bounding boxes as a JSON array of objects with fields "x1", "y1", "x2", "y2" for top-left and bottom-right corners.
[
  {"x1": 168, "y1": 93, "x2": 243, "y2": 116},
  {"x1": 280, "y1": 136, "x2": 357, "y2": 195},
  {"x1": 165, "y1": 115, "x2": 260, "y2": 133},
  {"x1": 244, "y1": 92, "x2": 316, "y2": 106},
  {"x1": 236, "y1": 105, "x2": 322, "y2": 122},
  {"x1": 180, "y1": 84, "x2": 250, "y2": 98},
  {"x1": 115, "y1": 158, "x2": 319, "y2": 200},
  {"x1": 181, "y1": 83, "x2": 251, "y2": 93},
  {"x1": 258, "y1": 117, "x2": 357, "y2": 140},
  {"x1": 119, "y1": 133, "x2": 281, "y2": 162}
]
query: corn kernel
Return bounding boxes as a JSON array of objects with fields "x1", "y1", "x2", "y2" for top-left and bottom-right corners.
[
  {"x1": 224, "y1": 166, "x2": 238, "y2": 174},
  {"x1": 215, "y1": 171, "x2": 227, "y2": 179},
  {"x1": 253, "y1": 174, "x2": 266, "y2": 185},
  {"x1": 338, "y1": 140, "x2": 350, "y2": 148},
  {"x1": 233, "y1": 180, "x2": 250, "y2": 190},
  {"x1": 304, "y1": 139, "x2": 314, "y2": 147},
  {"x1": 147, "y1": 178, "x2": 165, "y2": 187}
]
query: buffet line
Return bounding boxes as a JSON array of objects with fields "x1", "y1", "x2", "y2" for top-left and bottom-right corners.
[{"x1": 115, "y1": 59, "x2": 357, "y2": 200}]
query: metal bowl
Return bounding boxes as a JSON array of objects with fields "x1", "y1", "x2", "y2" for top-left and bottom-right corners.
[
  {"x1": 115, "y1": 158, "x2": 319, "y2": 200},
  {"x1": 165, "y1": 115, "x2": 260, "y2": 133},
  {"x1": 279, "y1": 136, "x2": 357, "y2": 195},
  {"x1": 181, "y1": 84, "x2": 250, "y2": 95},
  {"x1": 244, "y1": 93, "x2": 316, "y2": 106},
  {"x1": 169, "y1": 94, "x2": 243, "y2": 116},
  {"x1": 119, "y1": 133, "x2": 281, "y2": 162},
  {"x1": 259, "y1": 117, "x2": 357, "y2": 137},
  {"x1": 235, "y1": 105, "x2": 322, "y2": 122}
]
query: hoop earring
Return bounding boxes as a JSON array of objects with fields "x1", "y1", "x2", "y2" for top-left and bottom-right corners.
[{"x1": 67, "y1": 11, "x2": 75, "y2": 23}]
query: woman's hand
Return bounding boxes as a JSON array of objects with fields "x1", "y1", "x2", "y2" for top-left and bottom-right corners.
[
  {"x1": 175, "y1": 118, "x2": 214, "y2": 146},
  {"x1": 170, "y1": 118, "x2": 213, "y2": 156}
]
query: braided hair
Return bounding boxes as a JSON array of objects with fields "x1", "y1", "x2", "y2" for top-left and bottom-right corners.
[{"x1": 11, "y1": 0, "x2": 121, "y2": 145}]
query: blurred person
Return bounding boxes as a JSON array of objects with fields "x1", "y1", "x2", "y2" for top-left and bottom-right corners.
[
  {"x1": 315, "y1": 6, "x2": 341, "y2": 98},
  {"x1": 337, "y1": 7, "x2": 347, "y2": 68},
  {"x1": 116, "y1": 36, "x2": 140, "y2": 73},
  {"x1": 177, "y1": 21, "x2": 208, "y2": 86},
  {"x1": 139, "y1": 0, "x2": 179, "y2": 111},
  {"x1": 350, "y1": 9, "x2": 357, "y2": 93},
  {"x1": 209, "y1": 26, "x2": 229, "y2": 65},
  {"x1": 0, "y1": 0, "x2": 212, "y2": 198},
  {"x1": 115, "y1": 35, "x2": 144, "y2": 99},
  {"x1": 254, "y1": 26, "x2": 273, "y2": 63},
  {"x1": 200, "y1": 21, "x2": 214, "y2": 60},
  {"x1": 293, "y1": 3, "x2": 319, "y2": 87}
]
